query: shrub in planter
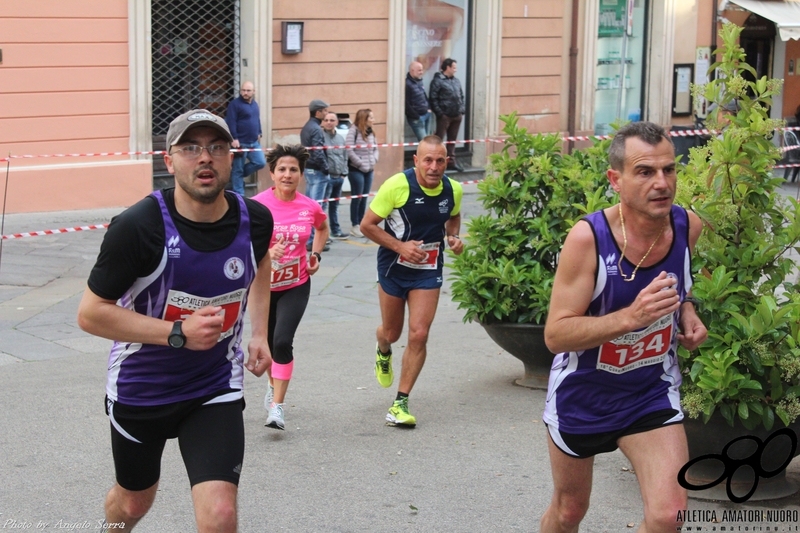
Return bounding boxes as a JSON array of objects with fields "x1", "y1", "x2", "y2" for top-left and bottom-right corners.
[
  {"x1": 449, "y1": 112, "x2": 615, "y2": 325},
  {"x1": 676, "y1": 23, "x2": 800, "y2": 430}
]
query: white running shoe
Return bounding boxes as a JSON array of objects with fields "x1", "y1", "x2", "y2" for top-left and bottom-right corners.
[
  {"x1": 350, "y1": 226, "x2": 363, "y2": 238},
  {"x1": 265, "y1": 402, "x2": 285, "y2": 430}
]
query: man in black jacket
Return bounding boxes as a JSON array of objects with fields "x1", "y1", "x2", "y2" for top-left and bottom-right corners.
[
  {"x1": 429, "y1": 58, "x2": 465, "y2": 172},
  {"x1": 300, "y1": 98, "x2": 331, "y2": 250},
  {"x1": 405, "y1": 61, "x2": 431, "y2": 142}
]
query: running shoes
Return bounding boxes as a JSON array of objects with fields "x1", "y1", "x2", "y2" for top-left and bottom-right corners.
[
  {"x1": 265, "y1": 402, "x2": 285, "y2": 430},
  {"x1": 375, "y1": 344, "x2": 393, "y2": 388},
  {"x1": 386, "y1": 397, "x2": 416, "y2": 426}
]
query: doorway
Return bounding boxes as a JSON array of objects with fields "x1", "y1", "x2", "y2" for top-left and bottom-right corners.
[{"x1": 150, "y1": 0, "x2": 241, "y2": 182}]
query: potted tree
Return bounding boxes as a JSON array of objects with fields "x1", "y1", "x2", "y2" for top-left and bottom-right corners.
[
  {"x1": 448, "y1": 113, "x2": 615, "y2": 387},
  {"x1": 676, "y1": 23, "x2": 800, "y2": 500}
]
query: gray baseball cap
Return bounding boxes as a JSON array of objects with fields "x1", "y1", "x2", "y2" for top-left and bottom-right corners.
[
  {"x1": 308, "y1": 99, "x2": 330, "y2": 113},
  {"x1": 166, "y1": 109, "x2": 233, "y2": 146}
]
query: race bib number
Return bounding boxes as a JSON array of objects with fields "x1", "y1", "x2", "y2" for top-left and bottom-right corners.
[
  {"x1": 397, "y1": 242, "x2": 439, "y2": 270},
  {"x1": 271, "y1": 256, "x2": 300, "y2": 288},
  {"x1": 597, "y1": 313, "x2": 674, "y2": 374},
  {"x1": 162, "y1": 288, "x2": 246, "y2": 342}
]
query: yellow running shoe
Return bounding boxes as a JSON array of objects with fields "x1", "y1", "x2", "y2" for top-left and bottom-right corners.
[
  {"x1": 375, "y1": 344, "x2": 393, "y2": 388},
  {"x1": 386, "y1": 397, "x2": 416, "y2": 426}
]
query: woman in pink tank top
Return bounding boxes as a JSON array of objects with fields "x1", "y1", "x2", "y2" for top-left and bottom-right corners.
[{"x1": 251, "y1": 144, "x2": 329, "y2": 430}]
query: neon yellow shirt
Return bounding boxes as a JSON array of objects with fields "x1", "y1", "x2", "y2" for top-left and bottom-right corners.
[{"x1": 369, "y1": 171, "x2": 463, "y2": 219}]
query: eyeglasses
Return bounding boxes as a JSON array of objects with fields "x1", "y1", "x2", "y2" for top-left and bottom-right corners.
[{"x1": 170, "y1": 144, "x2": 231, "y2": 158}]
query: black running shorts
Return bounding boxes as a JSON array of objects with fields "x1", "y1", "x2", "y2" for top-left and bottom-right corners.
[
  {"x1": 107, "y1": 393, "x2": 245, "y2": 491},
  {"x1": 547, "y1": 409, "x2": 682, "y2": 459}
]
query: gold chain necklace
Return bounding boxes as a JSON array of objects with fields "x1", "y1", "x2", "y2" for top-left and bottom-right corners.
[{"x1": 618, "y1": 204, "x2": 667, "y2": 282}]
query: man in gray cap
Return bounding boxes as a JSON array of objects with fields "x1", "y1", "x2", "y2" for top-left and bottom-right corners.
[
  {"x1": 300, "y1": 98, "x2": 332, "y2": 249},
  {"x1": 77, "y1": 108, "x2": 275, "y2": 531}
]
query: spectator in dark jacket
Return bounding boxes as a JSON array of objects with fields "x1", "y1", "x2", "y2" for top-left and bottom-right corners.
[
  {"x1": 300, "y1": 98, "x2": 331, "y2": 250},
  {"x1": 225, "y1": 81, "x2": 265, "y2": 195},
  {"x1": 429, "y1": 58, "x2": 465, "y2": 171},
  {"x1": 405, "y1": 61, "x2": 431, "y2": 141}
]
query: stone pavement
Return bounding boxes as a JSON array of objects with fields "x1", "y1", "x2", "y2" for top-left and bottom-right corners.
[{"x1": 0, "y1": 185, "x2": 798, "y2": 532}]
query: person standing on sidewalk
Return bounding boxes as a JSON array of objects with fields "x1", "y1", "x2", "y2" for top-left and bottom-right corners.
[
  {"x1": 346, "y1": 109, "x2": 379, "y2": 238},
  {"x1": 225, "y1": 81, "x2": 266, "y2": 195},
  {"x1": 301, "y1": 99, "x2": 331, "y2": 251},
  {"x1": 321, "y1": 112, "x2": 349, "y2": 240},
  {"x1": 251, "y1": 144, "x2": 329, "y2": 431},
  {"x1": 405, "y1": 61, "x2": 431, "y2": 142},
  {"x1": 429, "y1": 58, "x2": 465, "y2": 172},
  {"x1": 76, "y1": 109, "x2": 274, "y2": 532},
  {"x1": 360, "y1": 135, "x2": 463, "y2": 427},
  {"x1": 540, "y1": 122, "x2": 707, "y2": 533}
]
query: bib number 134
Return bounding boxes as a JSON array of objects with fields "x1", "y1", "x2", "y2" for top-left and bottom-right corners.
[{"x1": 597, "y1": 314, "x2": 673, "y2": 374}]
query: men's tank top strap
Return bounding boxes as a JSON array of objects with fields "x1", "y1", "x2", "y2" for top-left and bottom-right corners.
[
  {"x1": 377, "y1": 168, "x2": 455, "y2": 280},
  {"x1": 107, "y1": 190, "x2": 257, "y2": 406},
  {"x1": 586, "y1": 204, "x2": 691, "y2": 318}
]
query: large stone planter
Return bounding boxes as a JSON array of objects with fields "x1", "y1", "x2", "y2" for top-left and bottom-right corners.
[
  {"x1": 682, "y1": 413, "x2": 800, "y2": 502},
  {"x1": 479, "y1": 322, "x2": 552, "y2": 389}
]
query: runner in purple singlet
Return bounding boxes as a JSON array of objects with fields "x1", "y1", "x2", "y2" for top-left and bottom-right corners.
[
  {"x1": 540, "y1": 122, "x2": 708, "y2": 533},
  {"x1": 78, "y1": 109, "x2": 274, "y2": 532}
]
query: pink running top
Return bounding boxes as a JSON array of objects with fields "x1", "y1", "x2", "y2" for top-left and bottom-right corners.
[{"x1": 251, "y1": 187, "x2": 326, "y2": 291}]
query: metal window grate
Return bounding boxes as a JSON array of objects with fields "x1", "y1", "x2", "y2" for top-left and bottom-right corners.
[{"x1": 151, "y1": 0, "x2": 240, "y2": 137}]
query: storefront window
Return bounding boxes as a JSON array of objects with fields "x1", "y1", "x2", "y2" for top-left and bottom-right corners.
[
  {"x1": 405, "y1": 0, "x2": 470, "y2": 143},
  {"x1": 594, "y1": 0, "x2": 647, "y2": 135}
]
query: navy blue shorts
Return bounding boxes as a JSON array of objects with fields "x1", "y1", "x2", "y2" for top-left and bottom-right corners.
[{"x1": 378, "y1": 273, "x2": 443, "y2": 300}]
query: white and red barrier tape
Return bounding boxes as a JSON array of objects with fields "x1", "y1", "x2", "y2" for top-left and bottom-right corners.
[
  {"x1": 3, "y1": 166, "x2": 797, "y2": 240},
  {"x1": 3, "y1": 124, "x2": 800, "y2": 239},
  {"x1": 1, "y1": 179, "x2": 487, "y2": 240},
  {"x1": 3, "y1": 127, "x2": 800, "y2": 163},
  {"x1": 2, "y1": 224, "x2": 110, "y2": 240}
]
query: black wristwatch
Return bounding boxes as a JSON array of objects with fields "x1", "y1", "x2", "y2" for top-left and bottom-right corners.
[
  {"x1": 311, "y1": 251, "x2": 322, "y2": 263},
  {"x1": 683, "y1": 296, "x2": 701, "y2": 308},
  {"x1": 168, "y1": 320, "x2": 186, "y2": 349}
]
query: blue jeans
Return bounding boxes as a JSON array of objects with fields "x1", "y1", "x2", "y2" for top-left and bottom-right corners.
[
  {"x1": 325, "y1": 175, "x2": 344, "y2": 234},
  {"x1": 407, "y1": 111, "x2": 431, "y2": 142},
  {"x1": 231, "y1": 141, "x2": 266, "y2": 195},
  {"x1": 304, "y1": 168, "x2": 330, "y2": 241},
  {"x1": 348, "y1": 168, "x2": 373, "y2": 227}
]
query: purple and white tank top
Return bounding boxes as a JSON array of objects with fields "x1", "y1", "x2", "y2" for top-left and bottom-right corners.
[
  {"x1": 106, "y1": 191, "x2": 257, "y2": 406},
  {"x1": 543, "y1": 205, "x2": 692, "y2": 434}
]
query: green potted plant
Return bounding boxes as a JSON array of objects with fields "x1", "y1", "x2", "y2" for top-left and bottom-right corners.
[
  {"x1": 448, "y1": 113, "x2": 615, "y2": 387},
  {"x1": 676, "y1": 23, "x2": 800, "y2": 500}
]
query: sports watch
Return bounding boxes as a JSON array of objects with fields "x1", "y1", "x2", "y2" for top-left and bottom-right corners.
[{"x1": 168, "y1": 320, "x2": 186, "y2": 349}]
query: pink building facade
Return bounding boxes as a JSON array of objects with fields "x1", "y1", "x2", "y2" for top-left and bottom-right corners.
[
  {"x1": 2, "y1": 0, "x2": 794, "y2": 214},
  {"x1": 0, "y1": 1, "x2": 152, "y2": 213}
]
